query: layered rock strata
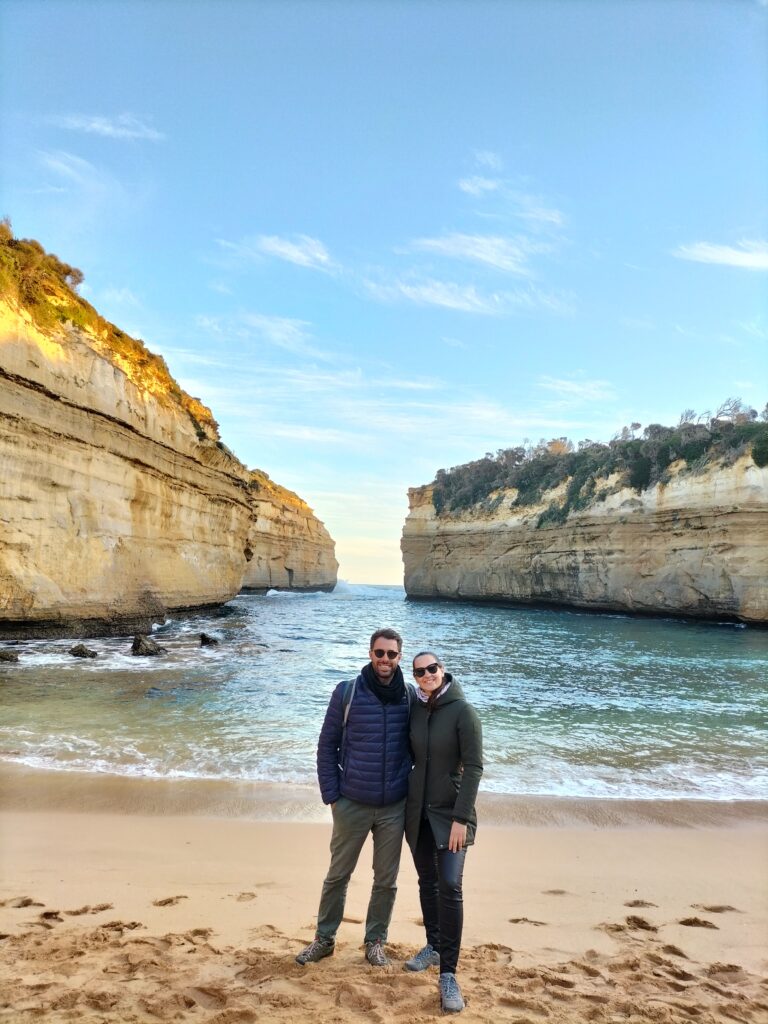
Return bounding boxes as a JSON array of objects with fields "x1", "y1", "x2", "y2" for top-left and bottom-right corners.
[
  {"x1": 244, "y1": 471, "x2": 337, "y2": 591},
  {"x1": 0, "y1": 301, "x2": 336, "y2": 638},
  {"x1": 402, "y1": 456, "x2": 768, "y2": 624}
]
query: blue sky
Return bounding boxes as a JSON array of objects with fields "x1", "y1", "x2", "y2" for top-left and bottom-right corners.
[{"x1": 2, "y1": 0, "x2": 766, "y2": 583}]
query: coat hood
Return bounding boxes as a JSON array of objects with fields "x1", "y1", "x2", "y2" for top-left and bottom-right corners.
[{"x1": 429, "y1": 673, "x2": 466, "y2": 708}]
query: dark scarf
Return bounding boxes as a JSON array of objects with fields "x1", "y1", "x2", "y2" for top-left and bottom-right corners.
[{"x1": 362, "y1": 662, "x2": 406, "y2": 705}]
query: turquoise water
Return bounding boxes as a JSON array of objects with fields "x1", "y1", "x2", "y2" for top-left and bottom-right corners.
[{"x1": 1, "y1": 584, "x2": 766, "y2": 800}]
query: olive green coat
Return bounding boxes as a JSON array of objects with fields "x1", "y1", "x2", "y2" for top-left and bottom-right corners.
[{"x1": 405, "y1": 676, "x2": 483, "y2": 851}]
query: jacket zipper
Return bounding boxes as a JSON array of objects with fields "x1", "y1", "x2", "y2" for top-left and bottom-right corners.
[{"x1": 381, "y1": 700, "x2": 388, "y2": 804}]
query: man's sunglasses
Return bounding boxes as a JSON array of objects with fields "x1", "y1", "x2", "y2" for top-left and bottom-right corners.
[
  {"x1": 413, "y1": 663, "x2": 440, "y2": 678},
  {"x1": 372, "y1": 648, "x2": 400, "y2": 659}
]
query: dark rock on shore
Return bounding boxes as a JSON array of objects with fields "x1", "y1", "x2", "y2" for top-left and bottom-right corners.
[
  {"x1": 200, "y1": 633, "x2": 219, "y2": 646},
  {"x1": 69, "y1": 644, "x2": 98, "y2": 659},
  {"x1": 131, "y1": 634, "x2": 162, "y2": 656},
  {"x1": 0, "y1": 650, "x2": 19, "y2": 663}
]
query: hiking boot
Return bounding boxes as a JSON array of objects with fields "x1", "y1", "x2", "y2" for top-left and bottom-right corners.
[
  {"x1": 365, "y1": 939, "x2": 390, "y2": 967},
  {"x1": 404, "y1": 943, "x2": 440, "y2": 972},
  {"x1": 295, "y1": 936, "x2": 335, "y2": 965},
  {"x1": 439, "y1": 972, "x2": 465, "y2": 1013}
]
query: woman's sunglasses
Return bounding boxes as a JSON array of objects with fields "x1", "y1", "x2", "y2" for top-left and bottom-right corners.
[{"x1": 413, "y1": 663, "x2": 440, "y2": 678}]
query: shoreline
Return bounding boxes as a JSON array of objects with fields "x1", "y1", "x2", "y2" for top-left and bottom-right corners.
[
  {"x1": 404, "y1": 592, "x2": 766, "y2": 628},
  {"x1": 1, "y1": 807, "x2": 766, "y2": 1022},
  {"x1": 1, "y1": 763, "x2": 767, "y2": 828}
]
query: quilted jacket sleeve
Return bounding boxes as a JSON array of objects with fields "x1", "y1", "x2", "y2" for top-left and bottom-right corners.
[
  {"x1": 316, "y1": 681, "x2": 346, "y2": 804},
  {"x1": 452, "y1": 704, "x2": 483, "y2": 825}
]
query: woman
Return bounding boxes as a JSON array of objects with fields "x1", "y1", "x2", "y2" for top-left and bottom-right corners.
[{"x1": 404, "y1": 651, "x2": 483, "y2": 1015}]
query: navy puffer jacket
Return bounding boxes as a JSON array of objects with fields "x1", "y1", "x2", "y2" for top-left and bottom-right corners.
[{"x1": 316, "y1": 673, "x2": 413, "y2": 806}]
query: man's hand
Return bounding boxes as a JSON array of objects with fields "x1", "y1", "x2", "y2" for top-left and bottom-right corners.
[{"x1": 448, "y1": 821, "x2": 467, "y2": 852}]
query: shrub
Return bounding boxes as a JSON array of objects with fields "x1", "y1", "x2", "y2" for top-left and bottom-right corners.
[
  {"x1": 752, "y1": 429, "x2": 768, "y2": 468},
  {"x1": 430, "y1": 403, "x2": 767, "y2": 516}
]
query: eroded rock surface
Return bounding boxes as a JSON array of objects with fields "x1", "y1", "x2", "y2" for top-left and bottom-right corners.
[{"x1": 0, "y1": 300, "x2": 336, "y2": 638}]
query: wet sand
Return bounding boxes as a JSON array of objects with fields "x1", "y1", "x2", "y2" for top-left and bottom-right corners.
[{"x1": 1, "y1": 770, "x2": 767, "y2": 1022}]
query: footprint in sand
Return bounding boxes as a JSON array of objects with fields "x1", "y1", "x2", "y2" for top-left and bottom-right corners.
[
  {"x1": 624, "y1": 915, "x2": 658, "y2": 932},
  {"x1": 65, "y1": 903, "x2": 113, "y2": 916},
  {"x1": 679, "y1": 916, "x2": 718, "y2": 929},
  {"x1": 234, "y1": 892, "x2": 257, "y2": 902},
  {"x1": 691, "y1": 903, "x2": 740, "y2": 914},
  {"x1": 5, "y1": 897, "x2": 43, "y2": 908},
  {"x1": 662, "y1": 944, "x2": 689, "y2": 958},
  {"x1": 706, "y1": 962, "x2": 746, "y2": 981},
  {"x1": 181, "y1": 986, "x2": 228, "y2": 1010},
  {"x1": 152, "y1": 895, "x2": 188, "y2": 907},
  {"x1": 542, "y1": 889, "x2": 569, "y2": 896},
  {"x1": 341, "y1": 915, "x2": 363, "y2": 924},
  {"x1": 509, "y1": 917, "x2": 548, "y2": 926},
  {"x1": 624, "y1": 899, "x2": 657, "y2": 908}
]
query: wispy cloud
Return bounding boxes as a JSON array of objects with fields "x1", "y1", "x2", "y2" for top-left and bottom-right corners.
[
  {"x1": 365, "y1": 277, "x2": 572, "y2": 316},
  {"x1": 365, "y1": 278, "x2": 507, "y2": 314},
  {"x1": 537, "y1": 375, "x2": 617, "y2": 402},
  {"x1": 458, "y1": 175, "x2": 502, "y2": 196},
  {"x1": 510, "y1": 192, "x2": 565, "y2": 227},
  {"x1": 411, "y1": 232, "x2": 547, "y2": 275},
  {"x1": 672, "y1": 239, "x2": 768, "y2": 271},
  {"x1": 196, "y1": 312, "x2": 333, "y2": 361},
  {"x1": 257, "y1": 234, "x2": 335, "y2": 270},
  {"x1": 736, "y1": 317, "x2": 768, "y2": 340},
  {"x1": 36, "y1": 150, "x2": 127, "y2": 219},
  {"x1": 219, "y1": 233, "x2": 336, "y2": 272},
  {"x1": 50, "y1": 113, "x2": 164, "y2": 141},
  {"x1": 474, "y1": 150, "x2": 503, "y2": 171},
  {"x1": 459, "y1": 166, "x2": 565, "y2": 228},
  {"x1": 269, "y1": 424, "x2": 363, "y2": 445},
  {"x1": 40, "y1": 150, "x2": 109, "y2": 188},
  {"x1": 241, "y1": 313, "x2": 317, "y2": 352}
]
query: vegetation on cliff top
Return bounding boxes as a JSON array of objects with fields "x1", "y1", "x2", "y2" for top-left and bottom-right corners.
[
  {"x1": 431, "y1": 399, "x2": 768, "y2": 526},
  {"x1": 0, "y1": 219, "x2": 219, "y2": 439},
  {"x1": 248, "y1": 469, "x2": 313, "y2": 513}
]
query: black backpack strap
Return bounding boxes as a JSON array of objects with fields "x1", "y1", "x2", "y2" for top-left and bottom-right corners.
[
  {"x1": 405, "y1": 683, "x2": 417, "y2": 716},
  {"x1": 339, "y1": 676, "x2": 357, "y2": 767}
]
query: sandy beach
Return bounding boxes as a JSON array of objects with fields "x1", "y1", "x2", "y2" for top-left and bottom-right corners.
[{"x1": 1, "y1": 771, "x2": 766, "y2": 1023}]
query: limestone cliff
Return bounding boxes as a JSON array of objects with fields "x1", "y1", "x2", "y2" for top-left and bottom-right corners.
[
  {"x1": 0, "y1": 235, "x2": 336, "y2": 637},
  {"x1": 244, "y1": 471, "x2": 337, "y2": 591},
  {"x1": 402, "y1": 456, "x2": 768, "y2": 624}
]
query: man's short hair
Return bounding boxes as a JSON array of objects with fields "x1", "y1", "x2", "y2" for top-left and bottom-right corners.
[{"x1": 370, "y1": 627, "x2": 403, "y2": 652}]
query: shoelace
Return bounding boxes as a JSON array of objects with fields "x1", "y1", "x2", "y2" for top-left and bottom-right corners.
[
  {"x1": 304, "y1": 938, "x2": 329, "y2": 957},
  {"x1": 442, "y1": 974, "x2": 460, "y2": 997}
]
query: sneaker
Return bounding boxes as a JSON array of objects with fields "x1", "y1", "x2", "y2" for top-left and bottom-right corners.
[
  {"x1": 439, "y1": 972, "x2": 465, "y2": 1013},
  {"x1": 365, "y1": 939, "x2": 390, "y2": 967},
  {"x1": 295, "y1": 936, "x2": 335, "y2": 965},
  {"x1": 404, "y1": 943, "x2": 440, "y2": 972}
]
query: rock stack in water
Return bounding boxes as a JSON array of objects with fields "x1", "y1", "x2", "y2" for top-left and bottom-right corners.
[{"x1": 0, "y1": 228, "x2": 337, "y2": 639}]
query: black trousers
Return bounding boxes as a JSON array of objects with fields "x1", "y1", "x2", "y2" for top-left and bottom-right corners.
[{"x1": 411, "y1": 817, "x2": 467, "y2": 974}]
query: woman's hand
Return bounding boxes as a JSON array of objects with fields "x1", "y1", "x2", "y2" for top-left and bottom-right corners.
[{"x1": 448, "y1": 821, "x2": 467, "y2": 852}]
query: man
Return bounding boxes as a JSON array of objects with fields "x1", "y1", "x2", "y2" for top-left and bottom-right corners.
[{"x1": 296, "y1": 627, "x2": 413, "y2": 968}]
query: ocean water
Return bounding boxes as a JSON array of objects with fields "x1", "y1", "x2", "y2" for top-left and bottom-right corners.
[{"x1": 1, "y1": 584, "x2": 766, "y2": 802}]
